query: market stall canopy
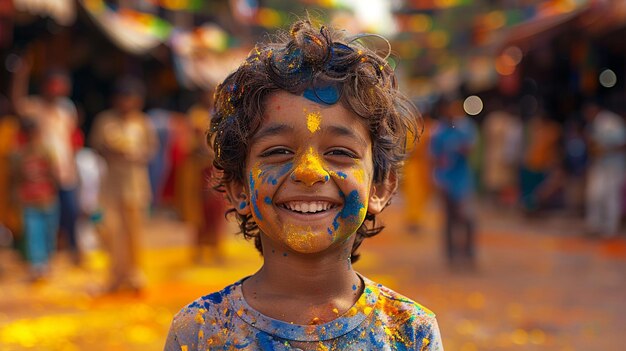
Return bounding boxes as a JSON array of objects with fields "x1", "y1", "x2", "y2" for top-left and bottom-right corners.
[
  {"x1": 13, "y1": 0, "x2": 75, "y2": 25},
  {"x1": 79, "y1": 0, "x2": 171, "y2": 54}
]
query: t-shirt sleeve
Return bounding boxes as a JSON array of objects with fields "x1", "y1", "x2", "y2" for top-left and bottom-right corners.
[
  {"x1": 421, "y1": 316, "x2": 444, "y2": 351},
  {"x1": 164, "y1": 306, "x2": 201, "y2": 351},
  {"x1": 163, "y1": 320, "x2": 182, "y2": 351}
]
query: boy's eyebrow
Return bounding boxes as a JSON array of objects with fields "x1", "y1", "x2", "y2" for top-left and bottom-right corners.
[
  {"x1": 252, "y1": 123, "x2": 294, "y2": 142},
  {"x1": 322, "y1": 125, "x2": 368, "y2": 145}
]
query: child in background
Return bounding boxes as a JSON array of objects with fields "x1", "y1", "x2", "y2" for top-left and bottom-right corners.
[
  {"x1": 165, "y1": 19, "x2": 443, "y2": 350},
  {"x1": 180, "y1": 89, "x2": 226, "y2": 264},
  {"x1": 11, "y1": 118, "x2": 59, "y2": 281},
  {"x1": 89, "y1": 77, "x2": 158, "y2": 293}
]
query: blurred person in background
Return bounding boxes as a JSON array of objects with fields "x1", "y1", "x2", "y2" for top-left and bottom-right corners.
[
  {"x1": 10, "y1": 118, "x2": 59, "y2": 281},
  {"x1": 0, "y1": 94, "x2": 21, "y2": 241},
  {"x1": 481, "y1": 100, "x2": 523, "y2": 207},
  {"x1": 89, "y1": 76, "x2": 158, "y2": 294},
  {"x1": 11, "y1": 55, "x2": 82, "y2": 265},
  {"x1": 180, "y1": 89, "x2": 226, "y2": 264},
  {"x1": 430, "y1": 97, "x2": 478, "y2": 269},
  {"x1": 562, "y1": 119, "x2": 588, "y2": 216},
  {"x1": 583, "y1": 101, "x2": 626, "y2": 237},
  {"x1": 401, "y1": 107, "x2": 434, "y2": 234},
  {"x1": 519, "y1": 110, "x2": 562, "y2": 214}
]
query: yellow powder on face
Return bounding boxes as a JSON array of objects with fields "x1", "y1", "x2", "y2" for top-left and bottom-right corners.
[
  {"x1": 332, "y1": 308, "x2": 339, "y2": 314},
  {"x1": 352, "y1": 162, "x2": 365, "y2": 184},
  {"x1": 306, "y1": 111, "x2": 322, "y2": 133},
  {"x1": 252, "y1": 163, "x2": 262, "y2": 180},
  {"x1": 293, "y1": 147, "x2": 329, "y2": 186},
  {"x1": 284, "y1": 224, "x2": 316, "y2": 252}
]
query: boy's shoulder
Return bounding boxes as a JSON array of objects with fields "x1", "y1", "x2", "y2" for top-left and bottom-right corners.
[
  {"x1": 173, "y1": 279, "x2": 242, "y2": 318},
  {"x1": 166, "y1": 280, "x2": 243, "y2": 348},
  {"x1": 365, "y1": 276, "x2": 436, "y2": 321}
]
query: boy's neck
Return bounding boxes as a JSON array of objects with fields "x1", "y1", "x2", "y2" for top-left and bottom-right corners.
[{"x1": 242, "y1": 237, "x2": 363, "y2": 324}]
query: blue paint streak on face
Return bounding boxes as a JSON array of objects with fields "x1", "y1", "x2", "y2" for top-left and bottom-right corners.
[
  {"x1": 336, "y1": 171, "x2": 347, "y2": 179},
  {"x1": 261, "y1": 162, "x2": 293, "y2": 186},
  {"x1": 239, "y1": 201, "x2": 246, "y2": 210},
  {"x1": 303, "y1": 85, "x2": 340, "y2": 105},
  {"x1": 332, "y1": 190, "x2": 364, "y2": 231},
  {"x1": 264, "y1": 196, "x2": 272, "y2": 205},
  {"x1": 327, "y1": 227, "x2": 333, "y2": 236},
  {"x1": 324, "y1": 175, "x2": 330, "y2": 182},
  {"x1": 352, "y1": 284, "x2": 357, "y2": 291},
  {"x1": 249, "y1": 171, "x2": 263, "y2": 221}
]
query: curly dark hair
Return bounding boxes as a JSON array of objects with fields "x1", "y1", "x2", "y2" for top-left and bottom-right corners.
[{"x1": 208, "y1": 19, "x2": 421, "y2": 262}]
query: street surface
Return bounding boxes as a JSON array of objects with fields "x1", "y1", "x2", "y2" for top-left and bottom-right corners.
[{"x1": 0, "y1": 200, "x2": 624, "y2": 350}]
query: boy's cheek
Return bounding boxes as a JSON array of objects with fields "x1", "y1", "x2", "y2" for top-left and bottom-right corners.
[
  {"x1": 252, "y1": 162, "x2": 294, "y2": 186},
  {"x1": 328, "y1": 190, "x2": 368, "y2": 238}
]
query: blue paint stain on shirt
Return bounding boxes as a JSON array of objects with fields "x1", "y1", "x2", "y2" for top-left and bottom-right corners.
[
  {"x1": 256, "y1": 331, "x2": 277, "y2": 350},
  {"x1": 368, "y1": 329, "x2": 385, "y2": 348},
  {"x1": 206, "y1": 291, "x2": 223, "y2": 304}
]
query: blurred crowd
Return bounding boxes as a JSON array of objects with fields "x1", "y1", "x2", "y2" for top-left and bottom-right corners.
[
  {"x1": 0, "y1": 59, "x2": 226, "y2": 291},
  {"x1": 0, "y1": 56, "x2": 624, "y2": 287},
  {"x1": 402, "y1": 94, "x2": 625, "y2": 269}
]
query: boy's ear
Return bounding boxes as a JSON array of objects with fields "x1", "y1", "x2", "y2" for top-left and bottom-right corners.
[
  {"x1": 225, "y1": 180, "x2": 251, "y2": 216},
  {"x1": 367, "y1": 171, "x2": 398, "y2": 215}
]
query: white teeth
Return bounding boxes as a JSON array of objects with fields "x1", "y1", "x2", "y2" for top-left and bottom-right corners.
[{"x1": 284, "y1": 201, "x2": 334, "y2": 213}]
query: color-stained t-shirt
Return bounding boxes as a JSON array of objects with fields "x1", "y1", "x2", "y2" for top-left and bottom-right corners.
[{"x1": 164, "y1": 275, "x2": 444, "y2": 351}]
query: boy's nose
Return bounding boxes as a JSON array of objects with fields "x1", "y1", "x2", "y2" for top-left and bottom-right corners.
[{"x1": 290, "y1": 147, "x2": 330, "y2": 186}]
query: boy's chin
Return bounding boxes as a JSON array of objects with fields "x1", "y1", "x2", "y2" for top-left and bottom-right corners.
[{"x1": 275, "y1": 225, "x2": 353, "y2": 255}]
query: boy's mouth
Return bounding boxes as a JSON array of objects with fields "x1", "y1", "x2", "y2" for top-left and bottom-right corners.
[{"x1": 278, "y1": 201, "x2": 340, "y2": 215}]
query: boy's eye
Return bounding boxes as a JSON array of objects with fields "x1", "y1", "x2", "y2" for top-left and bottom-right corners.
[
  {"x1": 325, "y1": 148, "x2": 357, "y2": 158},
  {"x1": 260, "y1": 147, "x2": 293, "y2": 157}
]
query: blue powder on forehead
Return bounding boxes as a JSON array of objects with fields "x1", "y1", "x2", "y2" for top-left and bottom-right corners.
[{"x1": 303, "y1": 85, "x2": 340, "y2": 105}]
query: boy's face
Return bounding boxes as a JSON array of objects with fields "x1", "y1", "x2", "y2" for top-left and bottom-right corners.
[{"x1": 236, "y1": 91, "x2": 381, "y2": 254}]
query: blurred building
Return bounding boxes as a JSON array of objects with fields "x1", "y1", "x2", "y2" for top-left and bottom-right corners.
[{"x1": 2, "y1": 0, "x2": 624, "y2": 134}]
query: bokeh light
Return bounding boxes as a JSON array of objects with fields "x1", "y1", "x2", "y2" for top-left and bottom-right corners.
[
  {"x1": 463, "y1": 95, "x2": 483, "y2": 116},
  {"x1": 503, "y1": 46, "x2": 523, "y2": 65},
  {"x1": 598, "y1": 69, "x2": 617, "y2": 88}
]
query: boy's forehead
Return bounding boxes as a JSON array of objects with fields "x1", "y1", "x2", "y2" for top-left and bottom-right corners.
[{"x1": 258, "y1": 91, "x2": 370, "y2": 144}]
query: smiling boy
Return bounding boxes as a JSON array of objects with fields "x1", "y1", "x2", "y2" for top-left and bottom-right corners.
[{"x1": 165, "y1": 19, "x2": 444, "y2": 351}]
